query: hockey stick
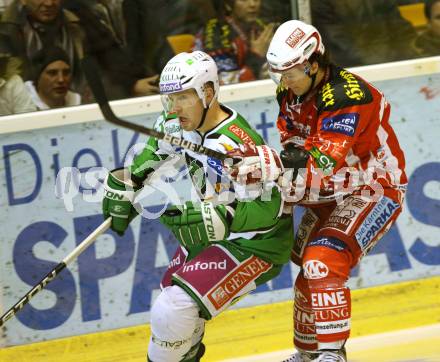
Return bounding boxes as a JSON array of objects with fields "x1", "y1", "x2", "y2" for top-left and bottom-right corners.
[
  {"x1": 81, "y1": 57, "x2": 228, "y2": 161},
  {"x1": 0, "y1": 217, "x2": 112, "y2": 327}
]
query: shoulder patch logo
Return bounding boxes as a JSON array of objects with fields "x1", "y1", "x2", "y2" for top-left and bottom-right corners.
[
  {"x1": 228, "y1": 124, "x2": 256, "y2": 146},
  {"x1": 321, "y1": 113, "x2": 359, "y2": 137}
]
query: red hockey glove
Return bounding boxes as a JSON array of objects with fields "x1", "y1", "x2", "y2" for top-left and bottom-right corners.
[{"x1": 223, "y1": 144, "x2": 283, "y2": 184}]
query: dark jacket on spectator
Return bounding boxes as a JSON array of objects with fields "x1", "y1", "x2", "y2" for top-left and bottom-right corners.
[
  {"x1": 0, "y1": 0, "x2": 146, "y2": 100},
  {"x1": 66, "y1": 0, "x2": 147, "y2": 99},
  {"x1": 123, "y1": 0, "x2": 216, "y2": 76},
  {"x1": 0, "y1": 1, "x2": 85, "y2": 88}
]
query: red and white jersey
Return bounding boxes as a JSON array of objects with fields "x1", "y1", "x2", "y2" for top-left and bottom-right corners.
[{"x1": 276, "y1": 64, "x2": 407, "y2": 205}]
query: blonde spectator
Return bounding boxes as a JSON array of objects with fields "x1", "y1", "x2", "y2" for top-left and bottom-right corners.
[{"x1": 0, "y1": 38, "x2": 37, "y2": 116}]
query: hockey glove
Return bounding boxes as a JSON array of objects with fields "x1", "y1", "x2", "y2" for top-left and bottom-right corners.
[
  {"x1": 277, "y1": 143, "x2": 310, "y2": 205},
  {"x1": 279, "y1": 143, "x2": 309, "y2": 178},
  {"x1": 103, "y1": 168, "x2": 141, "y2": 236},
  {"x1": 160, "y1": 201, "x2": 231, "y2": 247},
  {"x1": 224, "y1": 144, "x2": 283, "y2": 184}
]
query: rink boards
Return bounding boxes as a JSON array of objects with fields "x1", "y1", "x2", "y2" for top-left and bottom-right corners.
[
  {"x1": 0, "y1": 57, "x2": 439, "y2": 349},
  {"x1": 0, "y1": 275, "x2": 439, "y2": 361}
]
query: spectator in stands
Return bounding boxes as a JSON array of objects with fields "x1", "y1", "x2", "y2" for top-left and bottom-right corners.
[
  {"x1": 65, "y1": 0, "x2": 157, "y2": 98},
  {"x1": 0, "y1": 0, "x2": 156, "y2": 101},
  {"x1": 123, "y1": 0, "x2": 216, "y2": 79},
  {"x1": 414, "y1": 0, "x2": 440, "y2": 56},
  {"x1": 0, "y1": 0, "x2": 85, "y2": 90},
  {"x1": 25, "y1": 46, "x2": 81, "y2": 109},
  {"x1": 311, "y1": 0, "x2": 419, "y2": 67},
  {"x1": 194, "y1": 0, "x2": 276, "y2": 84},
  {"x1": 0, "y1": 35, "x2": 37, "y2": 116}
]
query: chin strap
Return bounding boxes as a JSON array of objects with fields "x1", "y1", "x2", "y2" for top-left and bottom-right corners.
[
  {"x1": 309, "y1": 72, "x2": 317, "y2": 90},
  {"x1": 196, "y1": 107, "x2": 209, "y2": 130},
  {"x1": 303, "y1": 63, "x2": 317, "y2": 97}
]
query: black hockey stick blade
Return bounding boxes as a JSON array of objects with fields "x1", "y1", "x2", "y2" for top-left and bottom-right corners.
[{"x1": 81, "y1": 57, "x2": 228, "y2": 161}]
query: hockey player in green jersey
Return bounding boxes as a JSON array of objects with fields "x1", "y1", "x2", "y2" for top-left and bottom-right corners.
[{"x1": 102, "y1": 50, "x2": 294, "y2": 362}]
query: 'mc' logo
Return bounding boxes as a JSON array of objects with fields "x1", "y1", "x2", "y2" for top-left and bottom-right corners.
[{"x1": 303, "y1": 260, "x2": 329, "y2": 279}]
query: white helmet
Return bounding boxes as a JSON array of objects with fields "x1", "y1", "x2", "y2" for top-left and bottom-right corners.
[
  {"x1": 159, "y1": 51, "x2": 220, "y2": 109},
  {"x1": 266, "y1": 20, "x2": 325, "y2": 73}
]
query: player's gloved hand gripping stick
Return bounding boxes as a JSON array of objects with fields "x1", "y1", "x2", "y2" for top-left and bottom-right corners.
[
  {"x1": 81, "y1": 58, "x2": 302, "y2": 183},
  {"x1": 0, "y1": 217, "x2": 112, "y2": 327}
]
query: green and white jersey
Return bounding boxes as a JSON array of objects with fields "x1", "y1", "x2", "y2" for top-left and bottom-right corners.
[
  {"x1": 130, "y1": 104, "x2": 293, "y2": 265},
  {"x1": 131, "y1": 104, "x2": 263, "y2": 201}
]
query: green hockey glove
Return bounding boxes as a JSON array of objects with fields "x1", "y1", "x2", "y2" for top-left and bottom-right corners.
[
  {"x1": 103, "y1": 168, "x2": 140, "y2": 236},
  {"x1": 160, "y1": 201, "x2": 231, "y2": 247}
]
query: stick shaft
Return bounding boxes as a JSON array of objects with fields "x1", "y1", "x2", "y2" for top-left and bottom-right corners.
[
  {"x1": 81, "y1": 57, "x2": 228, "y2": 161},
  {"x1": 0, "y1": 217, "x2": 111, "y2": 327},
  {"x1": 63, "y1": 217, "x2": 111, "y2": 265}
]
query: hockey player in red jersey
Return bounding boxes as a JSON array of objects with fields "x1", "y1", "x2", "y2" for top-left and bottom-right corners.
[{"x1": 225, "y1": 20, "x2": 408, "y2": 361}]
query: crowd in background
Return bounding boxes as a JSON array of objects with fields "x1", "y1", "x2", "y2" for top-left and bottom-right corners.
[{"x1": 0, "y1": 0, "x2": 439, "y2": 116}]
